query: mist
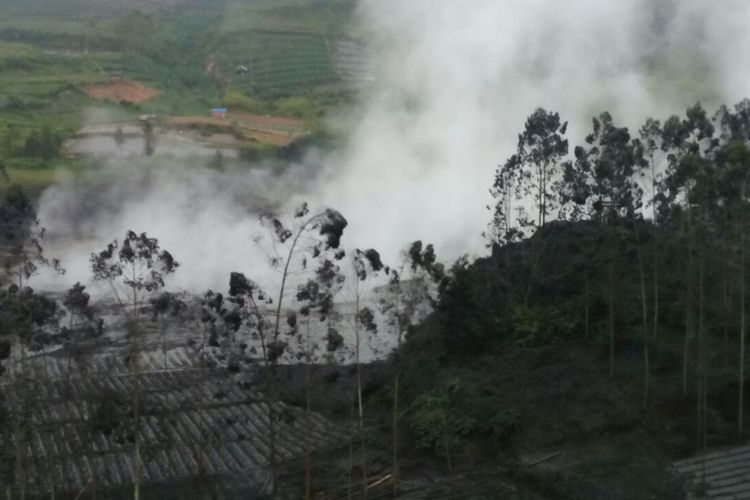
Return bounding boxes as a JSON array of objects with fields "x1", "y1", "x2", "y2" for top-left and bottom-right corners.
[{"x1": 35, "y1": 0, "x2": 750, "y2": 293}]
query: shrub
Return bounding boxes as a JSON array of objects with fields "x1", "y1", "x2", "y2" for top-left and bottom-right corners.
[
  {"x1": 409, "y1": 377, "x2": 476, "y2": 470},
  {"x1": 223, "y1": 88, "x2": 265, "y2": 113}
]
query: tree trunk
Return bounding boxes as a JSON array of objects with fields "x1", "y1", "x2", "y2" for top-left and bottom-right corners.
[
  {"x1": 267, "y1": 220, "x2": 315, "y2": 494},
  {"x1": 723, "y1": 266, "x2": 730, "y2": 368},
  {"x1": 444, "y1": 409, "x2": 452, "y2": 473},
  {"x1": 354, "y1": 293, "x2": 368, "y2": 500},
  {"x1": 632, "y1": 220, "x2": 649, "y2": 407},
  {"x1": 653, "y1": 227, "x2": 659, "y2": 351},
  {"x1": 304, "y1": 315, "x2": 311, "y2": 500},
  {"x1": 393, "y1": 373, "x2": 400, "y2": 497},
  {"x1": 14, "y1": 338, "x2": 27, "y2": 500},
  {"x1": 683, "y1": 207, "x2": 694, "y2": 397},
  {"x1": 584, "y1": 268, "x2": 589, "y2": 338},
  {"x1": 740, "y1": 182, "x2": 746, "y2": 437},
  {"x1": 347, "y1": 387, "x2": 354, "y2": 500},
  {"x1": 607, "y1": 213, "x2": 616, "y2": 380},
  {"x1": 256, "y1": 323, "x2": 276, "y2": 496},
  {"x1": 267, "y1": 366, "x2": 277, "y2": 494},
  {"x1": 133, "y1": 381, "x2": 140, "y2": 500},
  {"x1": 698, "y1": 244, "x2": 707, "y2": 449},
  {"x1": 608, "y1": 262, "x2": 615, "y2": 380},
  {"x1": 652, "y1": 160, "x2": 660, "y2": 343},
  {"x1": 523, "y1": 233, "x2": 552, "y2": 309}
]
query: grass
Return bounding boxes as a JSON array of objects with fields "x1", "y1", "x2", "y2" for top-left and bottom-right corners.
[
  {"x1": 209, "y1": 0, "x2": 357, "y2": 95},
  {"x1": 0, "y1": 42, "x2": 39, "y2": 59},
  {"x1": 138, "y1": 93, "x2": 216, "y2": 117},
  {"x1": 5, "y1": 158, "x2": 87, "y2": 197},
  {"x1": 218, "y1": 0, "x2": 355, "y2": 36},
  {"x1": 0, "y1": 17, "x2": 103, "y2": 37},
  {"x1": 566, "y1": 433, "x2": 683, "y2": 499},
  {"x1": 213, "y1": 30, "x2": 338, "y2": 94}
]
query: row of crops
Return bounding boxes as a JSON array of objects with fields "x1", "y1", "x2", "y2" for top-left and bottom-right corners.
[{"x1": 213, "y1": 31, "x2": 340, "y2": 94}]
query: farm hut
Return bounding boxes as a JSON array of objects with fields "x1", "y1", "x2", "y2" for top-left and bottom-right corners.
[{"x1": 211, "y1": 107, "x2": 228, "y2": 119}]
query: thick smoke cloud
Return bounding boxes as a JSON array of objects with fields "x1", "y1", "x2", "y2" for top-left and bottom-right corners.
[
  {"x1": 35, "y1": 0, "x2": 750, "y2": 292},
  {"x1": 37, "y1": 158, "x2": 323, "y2": 293},
  {"x1": 319, "y1": 0, "x2": 750, "y2": 263}
]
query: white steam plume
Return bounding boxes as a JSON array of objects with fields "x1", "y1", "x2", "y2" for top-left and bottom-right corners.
[
  {"x1": 317, "y1": 0, "x2": 750, "y2": 264},
  {"x1": 35, "y1": 0, "x2": 750, "y2": 292}
]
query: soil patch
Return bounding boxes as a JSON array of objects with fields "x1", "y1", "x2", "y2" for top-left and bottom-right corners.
[
  {"x1": 83, "y1": 80, "x2": 161, "y2": 103},
  {"x1": 167, "y1": 115, "x2": 302, "y2": 147}
]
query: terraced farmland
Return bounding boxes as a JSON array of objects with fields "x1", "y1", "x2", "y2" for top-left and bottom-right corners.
[{"x1": 213, "y1": 30, "x2": 338, "y2": 94}]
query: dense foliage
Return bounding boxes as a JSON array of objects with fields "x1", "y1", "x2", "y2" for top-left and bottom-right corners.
[{"x1": 390, "y1": 102, "x2": 750, "y2": 483}]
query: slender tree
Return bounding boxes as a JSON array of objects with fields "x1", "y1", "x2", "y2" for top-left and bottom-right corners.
[
  {"x1": 717, "y1": 100, "x2": 750, "y2": 436},
  {"x1": 380, "y1": 241, "x2": 443, "y2": 496},
  {"x1": 640, "y1": 118, "x2": 664, "y2": 347},
  {"x1": 348, "y1": 248, "x2": 384, "y2": 499},
  {"x1": 723, "y1": 140, "x2": 750, "y2": 436},
  {"x1": 495, "y1": 108, "x2": 569, "y2": 232},
  {"x1": 90, "y1": 231, "x2": 178, "y2": 500},
  {"x1": 660, "y1": 105, "x2": 717, "y2": 396},
  {"x1": 296, "y1": 255, "x2": 345, "y2": 499},
  {"x1": 251, "y1": 203, "x2": 348, "y2": 495},
  {"x1": 150, "y1": 291, "x2": 187, "y2": 370},
  {"x1": 563, "y1": 112, "x2": 642, "y2": 378}
]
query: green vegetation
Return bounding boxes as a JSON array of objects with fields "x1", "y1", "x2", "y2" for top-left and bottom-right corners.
[
  {"x1": 209, "y1": 0, "x2": 356, "y2": 96},
  {"x1": 0, "y1": 0, "x2": 357, "y2": 194},
  {"x1": 218, "y1": 0, "x2": 354, "y2": 35},
  {"x1": 349, "y1": 101, "x2": 750, "y2": 498},
  {"x1": 211, "y1": 30, "x2": 338, "y2": 96}
]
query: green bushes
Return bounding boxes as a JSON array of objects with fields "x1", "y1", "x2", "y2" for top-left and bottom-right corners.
[
  {"x1": 222, "y1": 88, "x2": 266, "y2": 113},
  {"x1": 409, "y1": 378, "x2": 477, "y2": 470},
  {"x1": 0, "y1": 124, "x2": 62, "y2": 160},
  {"x1": 22, "y1": 126, "x2": 61, "y2": 160},
  {"x1": 433, "y1": 220, "x2": 652, "y2": 358},
  {"x1": 408, "y1": 376, "x2": 519, "y2": 469}
]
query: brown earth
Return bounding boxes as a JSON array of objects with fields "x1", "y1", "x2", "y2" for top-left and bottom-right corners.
[
  {"x1": 167, "y1": 115, "x2": 303, "y2": 147},
  {"x1": 233, "y1": 113, "x2": 305, "y2": 130},
  {"x1": 83, "y1": 80, "x2": 161, "y2": 103},
  {"x1": 167, "y1": 116, "x2": 229, "y2": 127}
]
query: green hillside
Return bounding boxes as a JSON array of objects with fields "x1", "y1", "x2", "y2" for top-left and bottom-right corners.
[{"x1": 0, "y1": 0, "x2": 358, "y2": 190}]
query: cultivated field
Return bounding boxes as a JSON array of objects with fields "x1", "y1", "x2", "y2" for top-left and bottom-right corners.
[
  {"x1": 83, "y1": 80, "x2": 162, "y2": 103},
  {"x1": 0, "y1": 0, "x2": 358, "y2": 192}
]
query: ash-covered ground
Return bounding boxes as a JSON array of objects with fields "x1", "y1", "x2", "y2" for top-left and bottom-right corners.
[{"x1": 25, "y1": 279, "x2": 431, "y2": 373}]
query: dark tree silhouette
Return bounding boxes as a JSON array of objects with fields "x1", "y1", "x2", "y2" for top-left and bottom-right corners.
[
  {"x1": 90, "y1": 230, "x2": 178, "y2": 500},
  {"x1": 248, "y1": 203, "x2": 348, "y2": 495},
  {"x1": 490, "y1": 108, "x2": 568, "y2": 245}
]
